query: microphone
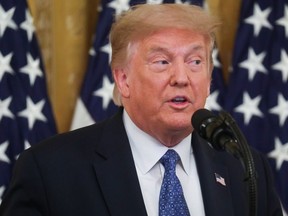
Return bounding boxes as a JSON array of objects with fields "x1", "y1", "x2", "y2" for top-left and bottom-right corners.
[
  {"x1": 191, "y1": 108, "x2": 242, "y2": 159},
  {"x1": 192, "y1": 108, "x2": 258, "y2": 216}
]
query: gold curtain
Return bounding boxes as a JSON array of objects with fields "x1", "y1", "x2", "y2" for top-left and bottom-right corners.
[{"x1": 27, "y1": 0, "x2": 241, "y2": 133}]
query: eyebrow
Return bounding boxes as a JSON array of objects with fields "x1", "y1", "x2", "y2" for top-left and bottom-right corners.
[
  {"x1": 147, "y1": 47, "x2": 170, "y2": 56},
  {"x1": 148, "y1": 44, "x2": 206, "y2": 56}
]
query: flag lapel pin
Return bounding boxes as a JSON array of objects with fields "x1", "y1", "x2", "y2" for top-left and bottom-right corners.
[{"x1": 214, "y1": 173, "x2": 226, "y2": 186}]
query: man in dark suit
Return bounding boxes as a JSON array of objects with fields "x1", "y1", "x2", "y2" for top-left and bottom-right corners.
[{"x1": 0, "y1": 3, "x2": 283, "y2": 216}]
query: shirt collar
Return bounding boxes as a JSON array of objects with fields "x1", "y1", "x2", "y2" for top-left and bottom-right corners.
[{"x1": 123, "y1": 110, "x2": 192, "y2": 175}]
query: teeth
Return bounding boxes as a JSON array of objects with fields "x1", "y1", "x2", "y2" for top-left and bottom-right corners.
[{"x1": 172, "y1": 97, "x2": 186, "y2": 102}]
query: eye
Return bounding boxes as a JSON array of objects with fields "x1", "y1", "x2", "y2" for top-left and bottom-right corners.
[
  {"x1": 148, "y1": 59, "x2": 170, "y2": 72},
  {"x1": 193, "y1": 59, "x2": 201, "y2": 65},
  {"x1": 152, "y1": 59, "x2": 169, "y2": 65},
  {"x1": 187, "y1": 58, "x2": 204, "y2": 72},
  {"x1": 189, "y1": 59, "x2": 202, "y2": 65}
]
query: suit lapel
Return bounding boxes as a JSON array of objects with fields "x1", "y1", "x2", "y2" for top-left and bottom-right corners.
[
  {"x1": 192, "y1": 132, "x2": 235, "y2": 216},
  {"x1": 92, "y1": 110, "x2": 147, "y2": 216},
  {"x1": 90, "y1": 110, "x2": 239, "y2": 216}
]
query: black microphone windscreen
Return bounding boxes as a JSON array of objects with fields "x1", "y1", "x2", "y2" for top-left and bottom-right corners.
[{"x1": 191, "y1": 108, "x2": 215, "y2": 131}]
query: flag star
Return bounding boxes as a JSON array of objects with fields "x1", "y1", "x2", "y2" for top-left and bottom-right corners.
[
  {"x1": 15, "y1": 140, "x2": 31, "y2": 160},
  {"x1": 18, "y1": 97, "x2": 47, "y2": 130},
  {"x1": 20, "y1": 53, "x2": 43, "y2": 86},
  {"x1": 0, "y1": 96, "x2": 14, "y2": 121},
  {"x1": 205, "y1": 90, "x2": 222, "y2": 111},
  {"x1": 272, "y1": 49, "x2": 288, "y2": 82},
  {"x1": 269, "y1": 94, "x2": 288, "y2": 126},
  {"x1": 234, "y1": 92, "x2": 263, "y2": 125},
  {"x1": 93, "y1": 76, "x2": 114, "y2": 109},
  {"x1": 97, "y1": 4, "x2": 103, "y2": 13},
  {"x1": 70, "y1": 98, "x2": 95, "y2": 130},
  {"x1": 244, "y1": 3, "x2": 272, "y2": 37},
  {"x1": 100, "y1": 42, "x2": 112, "y2": 63},
  {"x1": 228, "y1": 65, "x2": 233, "y2": 74},
  {"x1": 0, "y1": 52, "x2": 14, "y2": 81},
  {"x1": 89, "y1": 47, "x2": 96, "y2": 56},
  {"x1": 239, "y1": 48, "x2": 267, "y2": 81},
  {"x1": 0, "y1": 185, "x2": 5, "y2": 203},
  {"x1": 24, "y1": 140, "x2": 31, "y2": 150},
  {"x1": 108, "y1": 0, "x2": 130, "y2": 16},
  {"x1": 147, "y1": 0, "x2": 164, "y2": 4},
  {"x1": 268, "y1": 137, "x2": 288, "y2": 170},
  {"x1": 175, "y1": 0, "x2": 191, "y2": 4},
  {"x1": 20, "y1": 9, "x2": 35, "y2": 41},
  {"x1": 276, "y1": 5, "x2": 288, "y2": 38},
  {"x1": 0, "y1": 5, "x2": 17, "y2": 37},
  {"x1": 0, "y1": 141, "x2": 10, "y2": 164}
]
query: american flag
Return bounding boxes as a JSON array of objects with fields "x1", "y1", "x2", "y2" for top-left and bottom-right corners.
[
  {"x1": 0, "y1": 0, "x2": 57, "y2": 203},
  {"x1": 205, "y1": 48, "x2": 227, "y2": 111},
  {"x1": 219, "y1": 0, "x2": 288, "y2": 214},
  {"x1": 70, "y1": 0, "x2": 204, "y2": 130},
  {"x1": 214, "y1": 172, "x2": 226, "y2": 186}
]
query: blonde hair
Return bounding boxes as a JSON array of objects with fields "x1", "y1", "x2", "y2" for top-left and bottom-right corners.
[{"x1": 110, "y1": 3, "x2": 221, "y2": 106}]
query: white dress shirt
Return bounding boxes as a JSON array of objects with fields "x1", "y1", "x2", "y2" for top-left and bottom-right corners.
[{"x1": 123, "y1": 110, "x2": 206, "y2": 216}]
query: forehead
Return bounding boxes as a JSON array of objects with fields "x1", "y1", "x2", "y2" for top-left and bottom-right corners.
[{"x1": 137, "y1": 28, "x2": 209, "y2": 54}]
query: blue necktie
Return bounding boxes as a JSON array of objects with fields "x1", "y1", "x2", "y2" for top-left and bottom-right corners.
[{"x1": 159, "y1": 149, "x2": 190, "y2": 216}]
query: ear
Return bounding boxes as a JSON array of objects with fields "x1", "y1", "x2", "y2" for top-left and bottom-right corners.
[{"x1": 113, "y1": 68, "x2": 130, "y2": 98}]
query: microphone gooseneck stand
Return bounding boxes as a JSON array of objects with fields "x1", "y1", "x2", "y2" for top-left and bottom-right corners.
[{"x1": 218, "y1": 111, "x2": 258, "y2": 216}]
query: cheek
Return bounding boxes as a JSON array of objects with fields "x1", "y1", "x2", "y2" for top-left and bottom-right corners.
[
  {"x1": 133, "y1": 79, "x2": 162, "y2": 100},
  {"x1": 202, "y1": 79, "x2": 211, "y2": 96},
  {"x1": 193, "y1": 77, "x2": 211, "y2": 98},
  {"x1": 130, "y1": 67, "x2": 165, "y2": 90},
  {"x1": 130, "y1": 77, "x2": 167, "y2": 113},
  {"x1": 127, "y1": 72, "x2": 151, "y2": 99}
]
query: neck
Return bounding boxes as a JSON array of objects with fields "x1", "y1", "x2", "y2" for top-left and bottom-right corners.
[{"x1": 147, "y1": 128, "x2": 192, "y2": 147}]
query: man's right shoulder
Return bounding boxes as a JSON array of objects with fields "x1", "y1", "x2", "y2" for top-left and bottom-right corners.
[{"x1": 22, "y1": 118, "x2": 111, "y2": 160}]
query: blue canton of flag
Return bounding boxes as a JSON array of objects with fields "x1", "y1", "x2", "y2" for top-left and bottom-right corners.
[
  {"x1": 0, "y1": 0, "x2": 57, "y2": 203},
  {"x1": 224, "y1": 0, "x2": 288, "y2": 214},
  {"x1": 70, "y1": 0, "x2": 204, "y2": 130},
  {"x1": 205, "y1": 48, "x2": 226, "y2": 112}
]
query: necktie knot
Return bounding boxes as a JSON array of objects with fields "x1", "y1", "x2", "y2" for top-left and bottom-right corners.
[{"x1": 160, "y1": 149, "x2": 180, "y2": 173}]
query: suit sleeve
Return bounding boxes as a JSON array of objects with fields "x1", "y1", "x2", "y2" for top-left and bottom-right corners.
[{"x1": 0, "y1": 149, "x2": 49, "y2": 216}]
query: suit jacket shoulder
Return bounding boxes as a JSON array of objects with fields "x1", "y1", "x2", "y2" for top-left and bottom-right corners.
[{"x1": 0, "y1": 109, "x2": 148, "y2": 216}]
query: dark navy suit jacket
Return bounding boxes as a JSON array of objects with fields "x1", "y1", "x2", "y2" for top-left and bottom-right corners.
[{"x1": 0, "y1": 109, "x2": 283, "y2": 216}]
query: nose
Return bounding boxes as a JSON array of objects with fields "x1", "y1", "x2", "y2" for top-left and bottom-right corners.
[{"x1": 169, "y1": 62, "x2": 189, "y2": 87}]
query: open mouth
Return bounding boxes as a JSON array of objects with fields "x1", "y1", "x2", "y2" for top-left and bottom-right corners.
[{"x1": 171, "y1": 96, "x2": 188, "y2": 104}]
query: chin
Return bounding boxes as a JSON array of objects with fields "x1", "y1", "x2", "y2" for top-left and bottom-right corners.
[{"x1": 166, "y1": 118, "x2": 191, "y2": 131}]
